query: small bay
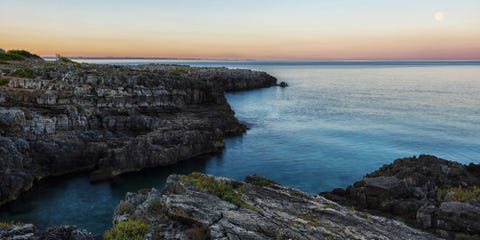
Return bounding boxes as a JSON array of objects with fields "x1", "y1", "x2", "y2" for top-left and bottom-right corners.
[{"x1": 1, "y1": 61, "x2": 479, "y2": 236}]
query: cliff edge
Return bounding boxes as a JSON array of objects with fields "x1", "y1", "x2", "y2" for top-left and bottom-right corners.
[
  {"x1": 0, "y1": 54, "x2": 277, "y2": 206},
  {"x1": 107, "y1": 173, "x2": 440, "y2": 240}
]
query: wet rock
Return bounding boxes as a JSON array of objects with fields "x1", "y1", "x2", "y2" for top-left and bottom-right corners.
[{"x1": 110, "y1": 173, "x2": 441, "y2": 240}]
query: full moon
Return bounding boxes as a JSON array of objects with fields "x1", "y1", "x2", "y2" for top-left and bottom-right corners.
[{"x1": 435, "y1": 11, "x2": 445, "y2": 21}]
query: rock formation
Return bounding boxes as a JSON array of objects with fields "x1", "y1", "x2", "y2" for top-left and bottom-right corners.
[
  {"x1": 321, "y1": 155, "x2": 480, "y2": 239},
  {"x1": 0, "y1": 57, "x2": 277, "y2": 206},
  {"x1": 0, "y1": 223, "x2": 94, "y2": 240},
  {"x1": 109, "y1": 173, "x2": 441, "y2": 240}
]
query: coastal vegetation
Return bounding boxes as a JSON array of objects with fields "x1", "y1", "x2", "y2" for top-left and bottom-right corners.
[
  {"x1": 180, "y1": 172, "x2": 257, "y2": 211},
  {"x1": 440, "y1": 186, "x2": 480, "y2": 202},
  {"x1": 12, "y1": 67, "x2": 36, "y2": 78},
  {"x1": 0, "y1": 221, "x2": 23, "y2": 228},
  {"x1": 103, "y1": 219, "x2": 150, "y2": 240},
  {"x1": 0, "y1": 49, "x2": 41, "y2": 61},
  {"x1": 170, "y1": 66, "x2": 189, "y2": 76},
  {"x1": 56, "y1": 54, "x2": 75, "y2": 63},
  {"x1": 0, "y1": 77, "x2": 10, "y2": 86}
]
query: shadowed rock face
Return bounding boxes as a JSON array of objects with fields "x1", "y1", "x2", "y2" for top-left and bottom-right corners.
[
  {"x1": 321, "y1": 155, "x2": 480, "y2": 239},
  {"x1": 0, "y1": 60, "x2": 277, "y2": 206},
  {"x1": 0, "y1": 224, "x2": 94, "y2": 240},
  {"x1": 110, "y1": 173, "x2": 441, "y2": 240}
]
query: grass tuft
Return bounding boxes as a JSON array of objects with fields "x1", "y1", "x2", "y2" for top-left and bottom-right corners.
[
  {"x1": 7, "y1": 50, "x2": 41, "y2": 59},
  {"x1": 170, "y1": 66, "x2": 189, "y2": 76},
  {"x1": 0, "y1": 49, "x2": 41, "y2": 61},
  {"x1": 181, "y1": 173, "x2": 257, "y2": 211},
  {"x1": 0, "y1": 221, "x2": 23, "y2": 228},
  {"x1": 56, "y1": 54, "x2": 75, "y2": 63},
  {"x1": 0, "y1": 52, "x2": 25, "y2": 61},
  {"x1": 12, "y1": 68, "x2": 36, "y2": 78},
  {"x1": 0, "y1": 77, "x2": 10, "y2": 86},
  {"x1": 104, "y1": 219, "x2": 150, "y2": 240},
  {"x1": 117, "y1": 202, "x2": 134, "y2": 215},
  {"x1": 440, "y1": 186, "x2": 480, "y2": 202}
]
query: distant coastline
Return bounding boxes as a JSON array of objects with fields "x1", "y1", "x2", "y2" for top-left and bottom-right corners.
[{"x1": 42, "y1": 56, "x2": 480, "y2": 62}]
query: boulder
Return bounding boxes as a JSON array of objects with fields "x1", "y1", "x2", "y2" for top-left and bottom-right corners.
[{"x1": 321, "y1": 155, "x2": 480, "y2": 239}]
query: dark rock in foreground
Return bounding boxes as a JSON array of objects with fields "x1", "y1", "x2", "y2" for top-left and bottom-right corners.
[
  {"x1": 109, "y1": 173, "x2": 440, "y2": 240},
  {"x1": 321, "y1": 155, "x2": 480, "y2": 239},
  {"x1": 0, "y1": 223, "x2": 94, "y2": 240},
  {"x1": 0, "y1": 58, "x2": 277, "y2": 206}
]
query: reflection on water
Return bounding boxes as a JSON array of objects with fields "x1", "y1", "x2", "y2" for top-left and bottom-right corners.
[{"x1": 1, "y1": 61, "x2": 480, "y2": 236}]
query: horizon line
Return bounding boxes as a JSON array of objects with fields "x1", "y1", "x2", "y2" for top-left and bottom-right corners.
[{"x1": 41, "y1": 56, "x2": 480, "y2": 62}]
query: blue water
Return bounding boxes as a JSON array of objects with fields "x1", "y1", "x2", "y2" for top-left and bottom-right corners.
[{"x1": 1, "y1": 61, "x2": 480, "y2": 236}]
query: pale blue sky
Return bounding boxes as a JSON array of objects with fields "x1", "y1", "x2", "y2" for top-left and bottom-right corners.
[{"x1": 1, "y1": 0, "x2": 479, "y2": 59}]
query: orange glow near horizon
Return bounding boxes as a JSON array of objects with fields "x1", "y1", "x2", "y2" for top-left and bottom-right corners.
[{"x1": 1, "y1": 1, "x2": 479, "y2": 60}]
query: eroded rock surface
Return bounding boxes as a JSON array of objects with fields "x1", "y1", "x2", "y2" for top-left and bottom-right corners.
[
  {"x1": 0, "y1": 223, "x2": 94, "y2": 240},
  {"x1": 0, "y1": 59, "x2": 277, "y2": 206},
  {"x1": 111, "y1": 173, "x2": 441, "y2": 240},
  {"x1": 321, "y1": 155, "x2": 480, "y2": 239}
]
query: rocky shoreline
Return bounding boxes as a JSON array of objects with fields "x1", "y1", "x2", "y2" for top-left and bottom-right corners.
[
  {"x1": 1, "y1": 52, "x2": 479, "y2": 240},
  {"x1": 0, "y1": 54, "x2": 277, "y2": 207},
  {"x1": 2, "y1": 156, "x2": 479, "y2": 240},
  {"x1": 105, "y1": 173, "x2": 441, "y2": 240},
  {"x1": 322, "y1": 155, "x2": 480, "y2": 239}
]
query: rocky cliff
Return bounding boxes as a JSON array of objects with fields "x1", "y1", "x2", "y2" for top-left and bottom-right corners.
[
  {"x1": 0, "y1": 223, "x2": 94, "y2": 240},
  {"x1": 0, "y1": 57, "x2": 277, "y2": 206},
  {"x1": 108, "y1": 173, "x2": 440, "y2": 240},
  {"x1": 321, "y1": 155, "x2": 480, "y2": 239}
]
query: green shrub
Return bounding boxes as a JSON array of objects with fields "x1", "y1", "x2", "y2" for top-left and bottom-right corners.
[
  {"x1": 148, "y1": 200, "x2": 164, "y2": 213},
  {"x1": 440, "y1": 186, "x2": 480, "y2": 202},
  {"x1": 181, "y1": 173, "x2": 257, "y2": 211},
  {"x1": 455, "y1": 233, "x2": 480, "y2": 240},
  {"x1": 170, "y1": 66, "x2": 189, "y2": 76},
  {"x1": 0, "y1": 77, "x2": 10, "y2": 86},
  {"x1": 7, "y1": 50, "x2": 41, "y2": 59},
  {"x1": 117, "y1": 202, "x2": 134, "y2": 215},
  {"x1": 12, "y1": 68, "x2": 36, "y2": 78},
  {"x1": 104, "y1": 219, "x2": 150, "y2": 240},
  {"x1": 56, "y1": 54, "x2": 75, "y2": 63},
  {"x1": 0, "y1": 221, "x2": 23, "y2": 228},
  {"x1": 0, "y1": 52, "x2": 25, "y2": 61},
  {"x1": 250, "y1": 178, "x2": 273, "y2": 187}
]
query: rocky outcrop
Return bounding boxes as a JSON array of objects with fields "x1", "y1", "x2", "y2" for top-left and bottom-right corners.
[
  {"x1": 0, "y1": 223, "x2": 94, "y2": 240},
  {"x1": 0, "y1": 59, "x2": 277, "y2": 206},
  {"x1": 321, "y1": 155, "x2": 480, "y2": 239},
  {"x1": 110, "y1": 173, "x2": 441, "y2": 240}
]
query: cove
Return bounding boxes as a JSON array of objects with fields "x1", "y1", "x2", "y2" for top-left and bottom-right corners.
[{"x1": 1, "y1": 61, "x2": 480, "y2": 237}]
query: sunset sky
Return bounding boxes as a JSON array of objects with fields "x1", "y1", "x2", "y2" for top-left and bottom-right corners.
[{"x1": 1, "y1": 0, "x2": 479, "y2": 60}]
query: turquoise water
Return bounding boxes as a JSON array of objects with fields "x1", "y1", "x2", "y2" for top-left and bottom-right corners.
[{"x1": 1, "y1": 61, "x2": 480, "y2": 236}]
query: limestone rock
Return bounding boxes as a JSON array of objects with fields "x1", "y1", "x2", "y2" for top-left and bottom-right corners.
[
  {"x1": 322, "y1": 155, "x2": 480, "y2": 239},
  {"x1": 0, "y1": 61, "x2": 277, "y2": 206},
  {"x1": 110, "y1": 173, "x2": 441, "y2": 240},
  {"x1": 0, "y1": 223, "x2": 94, "y2": 240}
]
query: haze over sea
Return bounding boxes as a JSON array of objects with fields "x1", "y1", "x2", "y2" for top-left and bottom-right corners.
[{"x1": 1, "y1": 60, "x2": 479, "y2": 236}]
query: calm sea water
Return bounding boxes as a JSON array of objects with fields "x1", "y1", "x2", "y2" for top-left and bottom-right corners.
[{"x1": 1, "y1": 60, "x2": 480, "y2": 236}]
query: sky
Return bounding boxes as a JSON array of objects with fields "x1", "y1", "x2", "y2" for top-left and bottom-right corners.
[{"x1": 1, "y1": 0, "x2": 479, "y2": 60}]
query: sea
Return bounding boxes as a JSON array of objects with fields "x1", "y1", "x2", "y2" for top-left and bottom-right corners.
[{"x1": 1, "y1": 60, "x2": 479, "y2": 236}]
